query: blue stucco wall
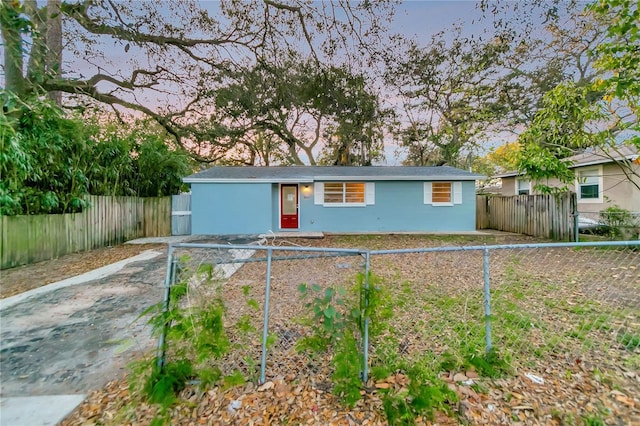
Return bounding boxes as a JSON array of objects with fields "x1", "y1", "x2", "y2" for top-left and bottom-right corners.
[
  {"x1": 191, "y1": 180, "x2": 477, "y2": 235},
  {"x1": 190, "y1": 183, "x2": 272, "y2": 235},
  {"x1": 299, "y1": 181, "x2": 476, "y2": 232}
]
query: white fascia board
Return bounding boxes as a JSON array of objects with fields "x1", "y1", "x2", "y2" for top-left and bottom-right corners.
[
  {"x1": 313, "y1": 176, "x2": 483, "y2": 181},
  {"x1": 184, "y1": 176, "x2": 484, "y2": 183},
  {"x1": 494, "y1": 171, "x2": 519, "y2": 178},
  {"x1": 183, "y1": 178, "x2": 314, "y2": 183},
  {"x1": 572, "y1": 155, "x2": 637, "y2": 168}
]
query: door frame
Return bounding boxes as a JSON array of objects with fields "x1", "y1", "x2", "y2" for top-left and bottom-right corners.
[{"x1": 279, "y1": 183, "x2": 299, "y2": 229}]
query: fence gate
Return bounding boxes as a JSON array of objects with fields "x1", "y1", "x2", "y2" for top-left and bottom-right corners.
[{"x1": 171, "y1": 194, "x2": 191, "y2": 236}]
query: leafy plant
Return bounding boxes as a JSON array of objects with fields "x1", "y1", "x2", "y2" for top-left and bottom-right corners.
[
  {"x1": 144, "y1": 359, "x2": 194, "y2": 407},
  {"x1": 0, "y1": 94, "x2": 90, "y2": 215},
  {"x1": 599, "y1": 205, "x2": 638, "y2": 240},
  {"x1": 296, "y1": 282, "x2": 364, "y2": 406},
  {"x1": 296, "y1": 283, "x2": 348, "y2": 349},
  {"x1": 381, "y1": 360, "x2": 457, "y2": 424},
  {"x1": 132, "y1": 259, "x2": 234, "y2": 408}
]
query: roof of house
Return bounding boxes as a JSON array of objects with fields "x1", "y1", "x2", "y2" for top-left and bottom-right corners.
[
  {"x1": 184, "y1": 166, "x2": 484, "y2": 183},
  {"x1": 496, "y1": 145, "x2": 639, "y2": 178}
]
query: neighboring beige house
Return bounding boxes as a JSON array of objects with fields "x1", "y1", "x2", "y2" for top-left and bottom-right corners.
[{"x1": 497, "y1": 146, "x2": 640, "y2": 214}]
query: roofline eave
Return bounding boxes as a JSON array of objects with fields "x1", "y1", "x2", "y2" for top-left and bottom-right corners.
[{"x1": 183, "y1": 176, "x2": 485, "y2": 184}]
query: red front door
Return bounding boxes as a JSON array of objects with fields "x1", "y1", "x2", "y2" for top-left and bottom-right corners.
[{"x1": 280, "y1": 184, "x2": 299, "y2": 229}]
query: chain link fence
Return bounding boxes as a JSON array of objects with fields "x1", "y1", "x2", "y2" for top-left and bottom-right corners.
[
  {"x1": 157, "y1": 243, "x2": 367, "y2": 386},
  {"x1": 152, "y1": 239, "x2": 639, "y2": 397}
]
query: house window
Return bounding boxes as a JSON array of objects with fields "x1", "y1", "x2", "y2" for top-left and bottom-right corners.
[
  {"x1": 314, "y1": 182, "x2": 374, "y2": 206},
  {"x1": 576, "y1": 167, "x2": 603, "y2": 203},
  {"x1": 324, "y1": 182, "x2": 365, "y2": 204},
  {"x1": 432, "y1": 182, "x2": 452, "y2": 203},
  {"x1": 516, "y1": 179, "x2": 530, "y2": 195},
  {"x1": 424, "y1": 182, "x2": 462, "y2": 206}
]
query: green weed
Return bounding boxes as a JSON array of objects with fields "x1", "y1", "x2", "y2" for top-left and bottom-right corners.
[
  {"x1": 617, "y1": 331, "x2": 640, "y2": 350},
  {"x1": 440, "y1": 347, "x2": 510, "y2": 378},
  {"x1": 332, "y1": 333, "x2": 363, "y2": 407},
  {"x1": 223, "y1": 370, "x2": 246, "y2": 389},
  {"x1": 381, "y1": 360, "x2": 457, "y2": 424},
  {"x1": 144, "y1": 359, "x2": 194, "y2": 407},
  {"x1": 131, "y1": 265, "x2": 236, "y2": 408},
  {"x1": 581, "y1": 414, "x2": 605, "y2": 426}
]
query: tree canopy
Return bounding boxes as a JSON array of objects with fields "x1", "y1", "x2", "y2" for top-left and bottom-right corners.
[
  {"x1": 0, "y1": 94, "x2": 193, "y2": 215},
  {"x1": 208, "y1": 60, "x2": 385, "y2": 165},
  {"x1": 1, "y1": 0, "x2": 395, "y2": 163},
  {"x1": 2, "y1": 0, "x2": 638, "y2": 194},
  {"x1": 386, "y1": 27, "x2": 509, "y2": 167},
  {"x1": 514, "y1": 0, "x2": 639, "y2": 190}
]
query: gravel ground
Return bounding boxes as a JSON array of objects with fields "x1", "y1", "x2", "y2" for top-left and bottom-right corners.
[{"x1": 31, "y1": 234, "x2": 640, "y2": 424}]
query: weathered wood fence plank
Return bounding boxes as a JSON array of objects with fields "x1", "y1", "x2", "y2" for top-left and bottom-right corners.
[
  {"x1": 476, "y1": 193, "x2": 576, "y2": 241},
  {"x1": 1, "y1": 196, "x2": 171, "y2": 269}
]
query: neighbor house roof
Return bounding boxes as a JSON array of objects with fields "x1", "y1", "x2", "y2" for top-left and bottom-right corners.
[
  {"x1": 495, "y1": 145, "x2": 639, "y2": 178},
  {"x1": 184, "y1": 166, "x2": 484, "y2": 183}
]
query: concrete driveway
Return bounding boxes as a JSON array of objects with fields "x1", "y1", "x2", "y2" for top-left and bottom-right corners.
[
  {"x1": 0, "y1": 249, "x2": 166, "y2": 425},
  {"x1": 0, "y1": 250, "x2": 166, "y2": 396},
  {"x1": 0, "y1": 235, "x2": 257, "y2": 425}
]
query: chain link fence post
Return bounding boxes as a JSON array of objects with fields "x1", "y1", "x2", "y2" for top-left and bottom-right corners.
[
  {"x1": 483, "y1": 246, "x2": 492, "y2": 353},
  {"x1": 259, "y1": 247, "x2": 273, "y2": 384},
  {"x1": 362, "y1": 249, "x2": 370, "y2": 383},
  {"x1": 156, "y1": 245, "x2": 176, "y2": 369}
]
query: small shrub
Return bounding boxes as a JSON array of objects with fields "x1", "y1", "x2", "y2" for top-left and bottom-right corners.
[
  {"x1": 599, "y1": 205, "x2": 638, "y2": 240},
  {"x1": 296, "y1": 282, "x2": 364, "y2": 406}
]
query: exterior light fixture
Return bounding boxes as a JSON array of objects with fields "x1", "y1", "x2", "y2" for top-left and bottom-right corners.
[{"x1": 301, "y1": 184, "x2": 312, "y2": 198}]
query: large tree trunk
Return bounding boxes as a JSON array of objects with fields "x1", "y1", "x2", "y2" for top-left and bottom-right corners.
[
  {"x1": 46, "y1": 0, "x2": 63, "y2": 105},
  {"x1": 1, "y1": 2, "x2": 26, "y2": 98}
]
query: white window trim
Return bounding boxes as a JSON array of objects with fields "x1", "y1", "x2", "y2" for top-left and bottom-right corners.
[
  {"x1": 516, "y1": 178, "x2": 531, "y2": 195},
  {"x1": 313, "y1": 182, "x2": 374, "y2": 207},
  {"x1": 424, "y1": 181, "x2": 462, "y2": 206},
  {"x1": 575, "y1": 165, "x2": 603, "y2": 204}
]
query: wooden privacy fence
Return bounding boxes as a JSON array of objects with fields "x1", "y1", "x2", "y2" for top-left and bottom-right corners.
[
  {"x1": 0, "y1": 195, "x2": 171, "y2": 269},
  {"x1": 476, "y1": 192, "x2": 577, "y2": 241}
]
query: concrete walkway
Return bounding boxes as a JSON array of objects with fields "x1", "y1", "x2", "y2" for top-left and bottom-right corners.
[{"x1": 0, "y1": 395, "x2": 87, "y2": 426}]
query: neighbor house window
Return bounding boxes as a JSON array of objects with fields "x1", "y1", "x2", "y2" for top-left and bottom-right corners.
[
  {"x1": 576, "y1": 167, "x2": 603, "y2": 203},
  {"x1": 516, "y1": 178, "x2": 530, "y2": 195},
  {"x1": 424, "y1": 182, "x2": 463, "y2": 206},
  {"x1": 314, "y1": 182, "x2": 375, "y2": 206}
]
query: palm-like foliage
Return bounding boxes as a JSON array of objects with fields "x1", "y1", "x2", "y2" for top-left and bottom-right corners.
[{"x1": 1, "y1": 95, "x2": 193, "y2": 215}]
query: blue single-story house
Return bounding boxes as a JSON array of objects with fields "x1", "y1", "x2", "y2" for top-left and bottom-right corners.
[{"x1": 183, "y1": 166, "x2": 484, "y2": 235}]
